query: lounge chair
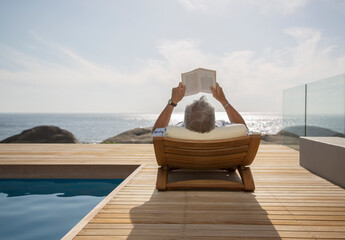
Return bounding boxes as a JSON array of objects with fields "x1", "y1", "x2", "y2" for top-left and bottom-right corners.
[{"x1": 153, "y1": 127, "x2": 261, "y2": 191}]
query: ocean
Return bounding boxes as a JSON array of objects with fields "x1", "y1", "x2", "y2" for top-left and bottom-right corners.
[{"x1": 0, "y1": 112, "x2": 282, "y2": 143}]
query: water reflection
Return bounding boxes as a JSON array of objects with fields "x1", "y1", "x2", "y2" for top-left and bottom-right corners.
[{"x1": 0, "y1": 179, "x2": 123, "y2": 197}]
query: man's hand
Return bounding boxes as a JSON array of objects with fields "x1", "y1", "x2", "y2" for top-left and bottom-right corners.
[
  {"x1": 211, "y1": 82, "x2": 247, "y2": 127},
  {"x1": 211, "y1": 83, "x2": 228, "y2": 106},
  {"x1": 152, "y1": 82, "x2": 186, "y2": 132},
  {"x1": 171, "y1": 82, "x2": 186, "y2": 104}
]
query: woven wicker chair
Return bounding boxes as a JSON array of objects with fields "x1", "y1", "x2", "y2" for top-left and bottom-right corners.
[{"x1": 153, "y1": 133, "x2": 261, "y2": 191}]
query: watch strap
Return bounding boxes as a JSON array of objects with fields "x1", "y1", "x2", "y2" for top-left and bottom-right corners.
[{"x1": 168, "y1": 99, "x2": 177, "y2": 107}]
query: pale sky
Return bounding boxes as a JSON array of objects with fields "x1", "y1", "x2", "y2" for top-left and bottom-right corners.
[{"x1": 0, "y1": 0, "x2": 344, "y2": 113}]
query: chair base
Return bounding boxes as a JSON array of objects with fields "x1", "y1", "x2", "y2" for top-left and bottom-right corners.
[{"x1": 156, "y1": 167, "x2": 255, "y2": 191}]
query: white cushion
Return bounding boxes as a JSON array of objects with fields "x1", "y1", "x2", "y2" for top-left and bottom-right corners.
[{"x1": 166, "y1": 124, "x2": 247, "y2": 140}]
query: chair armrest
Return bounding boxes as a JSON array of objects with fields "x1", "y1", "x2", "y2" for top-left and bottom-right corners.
[{"x1": 243, "y1": 133, "x2": 261, "y2": 166}]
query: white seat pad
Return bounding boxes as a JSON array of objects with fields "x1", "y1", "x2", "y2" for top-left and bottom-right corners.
[{"x1": 166, "y1": 124, "x2": 247, "y2": 140}]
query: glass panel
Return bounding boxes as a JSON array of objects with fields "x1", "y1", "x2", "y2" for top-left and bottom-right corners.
[
  {"x1": 283, "y1": 85, "x2": 306, "y2": 150},
  {"x1": 306, "y1": 74, "x2": 345, "y2": 137}
]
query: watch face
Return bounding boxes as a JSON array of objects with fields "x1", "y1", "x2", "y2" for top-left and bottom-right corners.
[{"x1": 168, "y1": 99, "x2": 176, "y2": 106}]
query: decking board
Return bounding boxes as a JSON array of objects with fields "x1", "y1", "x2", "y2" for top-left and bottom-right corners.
[{"x1": 1, "y1": 144, "x2": 345, "y2": 239}]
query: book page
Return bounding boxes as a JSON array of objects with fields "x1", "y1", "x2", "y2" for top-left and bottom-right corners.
[
  {"x1": 199, "y1": 69, "x2": 216, "y2": 94},
  {"x1": 182, "y1": 71, "x2": 199, "y2": 96}
]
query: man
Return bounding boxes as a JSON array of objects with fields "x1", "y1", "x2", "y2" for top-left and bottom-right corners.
[{"x1": 152, "y1": 82, "x2": 247, "y2": 134}]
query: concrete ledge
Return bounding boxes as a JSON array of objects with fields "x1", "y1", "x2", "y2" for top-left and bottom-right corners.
[
  {"x1": 0, "y1": 165, "x2": 139, "y2": 179},
  {"x1": 300, "y1": 137, "x2": 345, "y2": 189}
]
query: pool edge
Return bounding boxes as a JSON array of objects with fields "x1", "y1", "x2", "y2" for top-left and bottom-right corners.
[{"x1": 61, "y1": 164, "x2": 145, "y2": 240}]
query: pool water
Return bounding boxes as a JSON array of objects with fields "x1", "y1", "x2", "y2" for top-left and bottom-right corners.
[{"x1": 0, "y1": 179, "x2": 123, "y2": 240}]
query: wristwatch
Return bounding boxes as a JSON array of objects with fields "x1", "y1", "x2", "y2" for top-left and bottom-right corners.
[{"x1": 168, "y1": 99, "x2": 177, "y2": 107}]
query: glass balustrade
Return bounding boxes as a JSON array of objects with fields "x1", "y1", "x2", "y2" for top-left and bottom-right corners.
[{"x1": 283, "y1": 74, "x2": 345, "y2": 150}]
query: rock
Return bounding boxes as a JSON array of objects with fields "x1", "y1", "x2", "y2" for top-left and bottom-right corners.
[
  {"x1": 0, "y1": 125, "x2": 79, "y2": 143},
  {"x1": 260, "y1": 134, "x2": 283, "y2": 145},
  {"x1": 278, "y1": 126, "x2": 345, "y2": 137},
  {"x1": 103, "y1": 127, "x2": 153, "y2": 144},
  {"x1": 261, "y1": 125, "x2": 345, "y2": 148}
]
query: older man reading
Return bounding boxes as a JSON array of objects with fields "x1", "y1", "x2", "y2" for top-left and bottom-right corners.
[{"x1": 152, "y1": 82, "x2": 247, "y2": 135}]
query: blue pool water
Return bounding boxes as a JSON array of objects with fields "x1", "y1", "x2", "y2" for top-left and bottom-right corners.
[{"x1": 0, "y1": 179, "x2": 123, "y2": 240}]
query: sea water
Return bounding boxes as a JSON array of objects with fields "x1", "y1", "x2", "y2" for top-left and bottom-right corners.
[{"x1": 0, "y1": 112, "x2": 283, "y2": 143}]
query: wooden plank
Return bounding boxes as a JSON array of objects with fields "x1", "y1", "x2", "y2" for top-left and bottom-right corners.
[
  {"x1": 155, "y1": 167, "x2": 167, "y2": 190},
  {"x1": 165, "y1": 152, "x2": 246, "y2": 163},
  {"x1": 163, "y1": 136, "x2": 250, "y2": 149},
  {"x1": 166, "y1": 179, "x2": 245, "y2": 190},
  {"x1": 238, "y1": 166, "x2": 255, "y2": 191},
  {"x1": 62, "y1": 164, "x2": 145, "y2": 240},
  {"x1": 1, "y1": 144, "x2": 345, "y2": 240},
  {"x1": 164, "y1": 145, "x2": 249, "y2": 156}
]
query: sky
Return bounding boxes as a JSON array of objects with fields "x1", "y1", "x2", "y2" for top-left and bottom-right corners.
[{"x1": 0, "y1": 0, "x2": 344, "y2": 113}]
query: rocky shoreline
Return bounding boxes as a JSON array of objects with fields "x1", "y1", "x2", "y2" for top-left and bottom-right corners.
[
  {"x1": 1, "y1": 125, "x2": 343, "y2": 145},
  {"x1": 102, "y1": 127, "x2": 153, "y2": 144},
  {"x1": 0, "y1": 126, "x2": 79, "y2": 143},
  {"x1": 0, "y1": 125, "x2": 286, "y2": 145}
]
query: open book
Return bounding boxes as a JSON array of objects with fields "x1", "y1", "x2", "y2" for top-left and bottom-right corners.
[{"x1": 181, "y1": 68, "x2": 216, "y2": 96}]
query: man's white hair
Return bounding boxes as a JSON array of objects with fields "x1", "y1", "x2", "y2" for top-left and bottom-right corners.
[{"x1": 184, "y1": 96, "x2": 215, "y2": 133}]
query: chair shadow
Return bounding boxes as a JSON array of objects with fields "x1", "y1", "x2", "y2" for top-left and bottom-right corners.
[{"x1": 127, "y1": 170, "x2": 280, "y2": 239}]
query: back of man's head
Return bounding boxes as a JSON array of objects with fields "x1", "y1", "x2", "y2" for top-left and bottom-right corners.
[{"x1": 184, "y1": 96, "x2": 215, "y2": 133}]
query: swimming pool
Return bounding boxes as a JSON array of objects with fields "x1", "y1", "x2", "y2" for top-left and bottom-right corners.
[{"x1": 0, "y1": 179, "x2": 123, "y2": 240}]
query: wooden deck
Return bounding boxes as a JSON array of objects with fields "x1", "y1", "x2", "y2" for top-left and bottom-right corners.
[{"x1": 1, "y1": 143, "x2": 345, "y2": 239}]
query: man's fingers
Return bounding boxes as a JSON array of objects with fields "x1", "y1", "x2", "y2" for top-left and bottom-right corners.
[
  {"x1": 217, "y1": 83, "x2": 224, "y2": 92},
  {"x1": 210, "y1": 88, "x2": 216, "y2": 96},
  {"x1": 210, "y1": 87, "x2": 218, "y2": 99}
]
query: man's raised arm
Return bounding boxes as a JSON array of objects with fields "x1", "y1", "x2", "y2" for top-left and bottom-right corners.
[
  {"x1": 211, "y1": 83, "x2": 247, "y2": 128},
  {"x1": 152, "y1": 82, "x2": 186, "y2": 132}
]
